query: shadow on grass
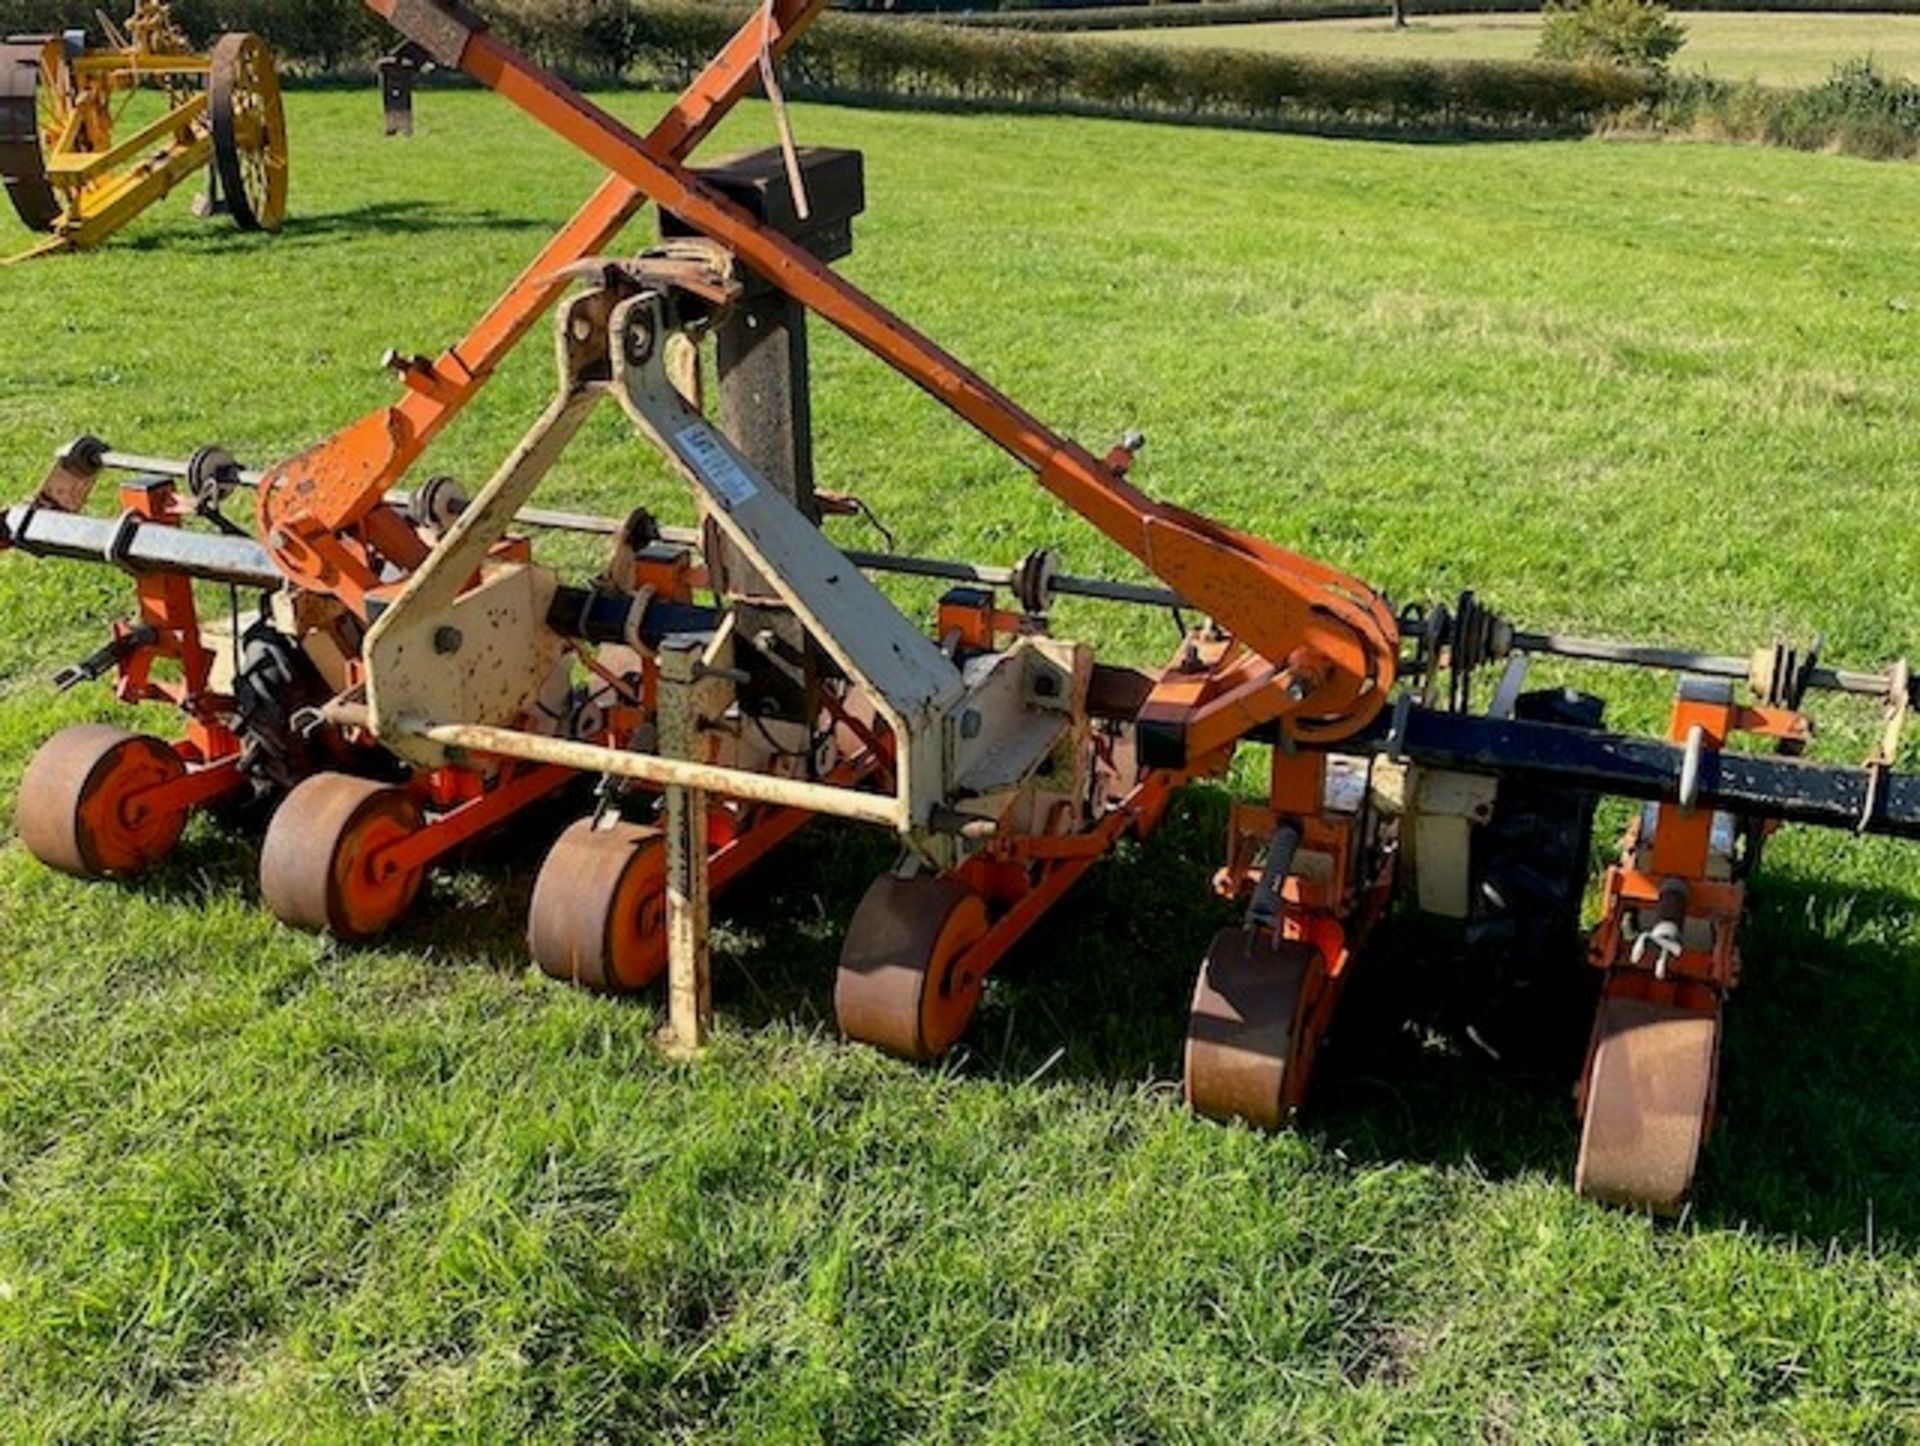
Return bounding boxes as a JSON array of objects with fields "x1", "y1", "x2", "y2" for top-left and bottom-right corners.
[
  {"x1": 702, "y1": 794, "x2": 1920, "y2": 1246},
  {"x1": 1696, "y1": 870, "x2": 1920, "y2": 1244},
  {"x1": 116, "y1": 199, "x2": 555, "y2": 255},
  {"x1": 115, "y1": 778, "x2": 1920, "y2": 1245}
]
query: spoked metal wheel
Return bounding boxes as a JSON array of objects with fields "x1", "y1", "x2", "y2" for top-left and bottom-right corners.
[
  {"x1": 18, "y1": 724, "x2": 189, "y2": 879},
  {"x1": 0, "y1": 36, "x2": 67, "y2": 232},
  {"x1": 528, "y1": 818, "x2": 669, "y2": 993},
  {"x1": 1574, "y1": 986, "x2": 1721, "y2": 1214},
  {"x1": 835, "y1": 875, "x2": 990, "y2": 1062},
  {"x1": 209, "y1": 32, "x2": 286, "y2": 231},
  {"x1": 1183, "y1": 928, "x2": 1321, "y2": 1128},
  {"x1": 260, "y1": 773, "x2": 424, "y2": 939}
]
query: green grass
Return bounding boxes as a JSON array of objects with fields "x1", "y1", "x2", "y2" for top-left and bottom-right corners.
[
  {"x1": 5, "y1": 88, "x2": 1920, "y2": 1437},
  {"x1": 1097, "y1": 9, "x2": 1920, "y2": 84}
]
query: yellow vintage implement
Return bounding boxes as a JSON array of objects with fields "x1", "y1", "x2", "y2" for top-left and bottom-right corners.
[{"x1": 0, "y1": 0, "x2": 286, "y2": 263}]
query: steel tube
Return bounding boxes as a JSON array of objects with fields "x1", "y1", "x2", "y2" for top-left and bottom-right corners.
[
  {"x1": 2, "y1": 504, "x2": 283, "y2": 588},
  {"x1": 388, "y1": 715, "x2": 907, "y2": 828},
  {"x1": 1363, "y1": 704, "x2": 1920, "y2": 841}
]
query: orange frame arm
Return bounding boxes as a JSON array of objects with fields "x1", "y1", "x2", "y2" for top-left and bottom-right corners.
[
  {"x1": 282, "y1": 0, "x2": 1398, "y2": 741},
  {"x1": 256, "y1": 0, "x2": 829, "y2": 597}
]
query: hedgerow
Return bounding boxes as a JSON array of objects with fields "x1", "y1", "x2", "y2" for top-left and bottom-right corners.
[
  {"x1": 14, "y1": 0, "x2": 1920, "y2": 157},
  {"x1": 935, "y1": 0, "x2": 1541, "y2": 29},
  {"x1": 498, "y1": 3, "x2": 1660, "y2": 134},
  {"x1": 1643, "y1": 56, "x2": 1920, "y2": 155},
  {"x1": 3, "y1": 0, "x2": 1654, "y2": 134},
  {"x1": 933, "y1": 0, "x2": 1920, "y2": 24}
]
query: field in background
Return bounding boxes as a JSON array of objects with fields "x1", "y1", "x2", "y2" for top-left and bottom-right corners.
[
  {"x1": 1098, "y1": 9, "x2": 1920, "y2": 84},
  {"x1": 5, "y1": 90, "x2": 1920, "y2": 1437}
]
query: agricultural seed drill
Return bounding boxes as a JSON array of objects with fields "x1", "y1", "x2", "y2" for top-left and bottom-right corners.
[
  {"x1": 0, "y1": 0, "x2": 286, "y2": 263},
  {"x1": 4, "y1": 0, "x2": 1918, "y2": 1214}
]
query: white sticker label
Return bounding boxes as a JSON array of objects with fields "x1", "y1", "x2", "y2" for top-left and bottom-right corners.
[{"x1": 677, "y1": 422, "x2": 757, "y2": 509}]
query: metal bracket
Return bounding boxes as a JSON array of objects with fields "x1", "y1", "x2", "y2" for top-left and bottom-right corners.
[
  {"x1": 1244, "y1": 820, "x2": 1301, "y2": 932},
  {"x1": 103, "y1": 509, "x2": 144, "y2": 575},
  {"x1": 52, "y1": 623, "x2": 157, "y2": 692},
  {"x1": 31, "y1": 435, "x2": 105, "y2": 512},
  {"x1": 608, "y1": 292, "x2": 965, "y2": 833}
]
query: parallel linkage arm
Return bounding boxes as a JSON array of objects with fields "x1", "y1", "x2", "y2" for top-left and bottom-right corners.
[
  {"x1": 255, "y1": 0, "x2": 829, "y2": 604},
  {"x1": 283, "y1": 0, "x2": 1399, "y2": 742}
]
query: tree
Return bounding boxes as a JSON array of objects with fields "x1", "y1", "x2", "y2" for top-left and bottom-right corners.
[{"x1": 1537, "y1": 0, "x2": 1687, "y2": 71}]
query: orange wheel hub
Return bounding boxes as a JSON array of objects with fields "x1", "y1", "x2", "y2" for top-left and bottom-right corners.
[
  {"x1": 528, "y1": 817, "x2": 668, "y2": 993},
  {"x1": 834, "y1": 874, "x2": 990, "y2": 1062},
  {"x1": 18, "y1": 723, "x2": 189, "y2": 879},
  {"x1": 259, "y1": 772, "x2": 424, "y2": 940}
]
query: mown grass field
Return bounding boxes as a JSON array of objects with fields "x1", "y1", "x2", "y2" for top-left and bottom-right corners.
[
  {"x1": 1099, "y1": 9, "x2": 1920, "y2": 84},
  {"x1": 5, "y1": 88, "x2": 1920, "y2": 1438}
]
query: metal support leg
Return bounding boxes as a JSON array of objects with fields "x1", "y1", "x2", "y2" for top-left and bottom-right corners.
[
  {"x1": 715, "y1": 286, "x2": 821, "y2": 725},
  {"x1": 670, "y1": 145, "x2": 864, "y2": 727},
  {"x1": 380, "y1": 47, "x2": 424, "y2": 137},
  {"x1": 660, "y1": 637, "x2": 711, "y2": 1054}
]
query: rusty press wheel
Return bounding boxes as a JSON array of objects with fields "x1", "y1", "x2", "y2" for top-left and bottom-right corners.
[
  {"x1": 1183, "y1": 928, "x2": 1320, "y2": 1129},
  {"x1": 0, "y1": 37, "x2": 64, "y2": 232},
  {"x1": 835, "y1": 875, "x2": 990, "y2": 1062},
  {"x1": 1574, "y1": 990, "x2": 1720, "y2": 1214},
  {"x1": 208, "y1": 32, "x2": 286, "y2": 232},
  {"x1": 528, "y1": 817, "x2": 669, "y2": 993},
  {"x1": 18, "y1": 723, "x2": 189, "y2": 879},
  {"x1": 259, "y1": 773, "x2": 424, "y2": 940}
]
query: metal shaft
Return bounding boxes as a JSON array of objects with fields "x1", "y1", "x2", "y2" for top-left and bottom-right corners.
[
  {"x1": 1512, "y1": 630, "x2": 1900, "y2": 702},
  {"x1": 99, "y1": 448, "x2": 266, "y2": 487},
  {"x1": 72, "y1": 446, "x2": 1188, "y2": 610},
  {"x1": 47, "y1": 450, "x2": 1904, "y2": 692}
]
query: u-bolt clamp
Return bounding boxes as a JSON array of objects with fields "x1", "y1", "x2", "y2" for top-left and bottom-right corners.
[{"x1": 1629, "y1": 876, "x2": 1690, "y2": 981}]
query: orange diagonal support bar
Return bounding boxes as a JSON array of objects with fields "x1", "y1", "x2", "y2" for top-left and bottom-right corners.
[
  {"x1": 404, "y1": 6, "x2": 1397, "y2": 736},
  {"x1": 256, "y1": 0, "x2": 829, "y2": 606}
]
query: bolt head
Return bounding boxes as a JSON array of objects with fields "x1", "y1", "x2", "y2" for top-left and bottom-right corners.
[{"x1": 433, "y1": 625, "x2": 463, "y2": 655}]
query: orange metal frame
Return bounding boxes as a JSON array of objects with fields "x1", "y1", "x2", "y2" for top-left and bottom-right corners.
[
  {"x1": 1213, "y1": 747, "x2": 1396, "y2": 1107},
  {"x1": 255, "y1": 0, "x2": 829, "y2": 616},
  {"x1": 947, "y1": 764, "x2": 1188, "y2": 988},
  {"x1": 264, "y1": 0, "x2": 1399, "y2": 748},
  {"x1": 104, "y1": 477, "x2": 252, "y2": 815},
  {"x1": 1588, "y1": 690, "x2": 1807, "y2": 1016},
  {"x1": 373, "y1": 759, "x2": 574, "y2": 878}
]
